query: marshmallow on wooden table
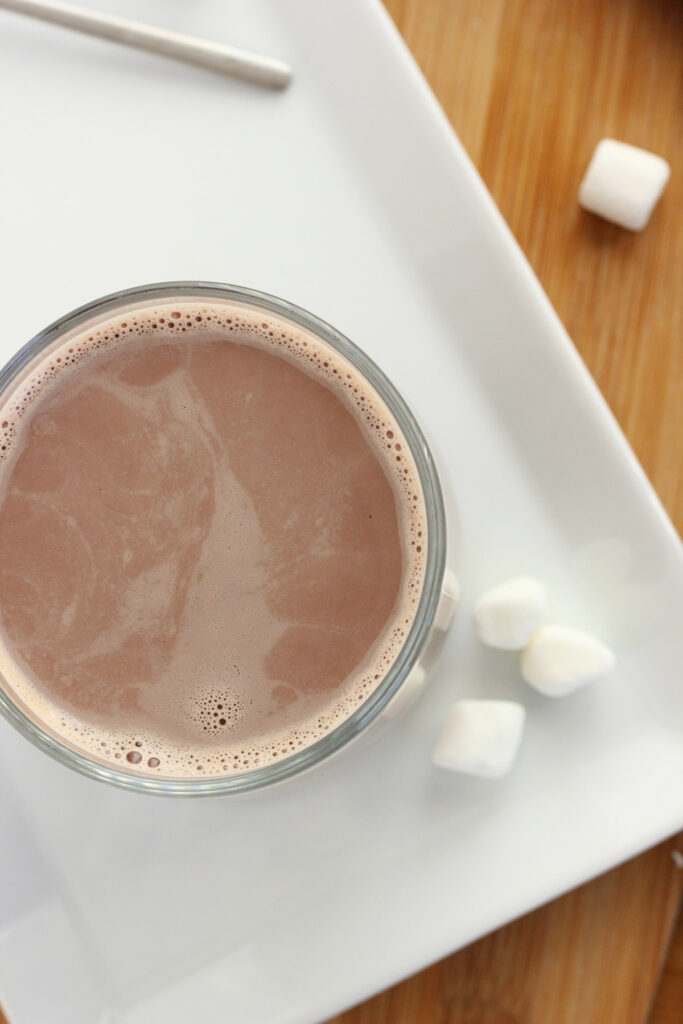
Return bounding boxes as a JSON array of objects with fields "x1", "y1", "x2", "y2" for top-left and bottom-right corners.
[
  {"x1": 579, "y1": 139, "x2": 670, "y2": 230},
  {"x1": 433, "y1": 700, "x2": 526, "y2": 778},
  {"x1": 473, "y1": 576, "x2": 546, "y2": 650},
  {"x1": 521, "y1": 625, "x2": 615, "y2": 697}
]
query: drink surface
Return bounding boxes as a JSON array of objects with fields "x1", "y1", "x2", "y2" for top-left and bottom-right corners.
[{"x1": 0, "y1": 300, "x2": 426, "y2": 777}]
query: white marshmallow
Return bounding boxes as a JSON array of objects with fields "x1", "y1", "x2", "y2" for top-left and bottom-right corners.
[
  {"x1": 382, "y1": 663, "x2": 427, "y2": 719},
  {"x1": 473, "y1": 576, "x2": 546, "y2": 650},
  {"x1": 521, "y1": 625, "x2": 615, "y2": 696},
  {"x1": 433, "y1": 700, "x2": 526, "y2": 778},
  {"x1": 434, "y1": 568, "x2": 460, "y2": 632},
  {"x1": 579, "y1": 139, "x2": 670, "y2": 230}
]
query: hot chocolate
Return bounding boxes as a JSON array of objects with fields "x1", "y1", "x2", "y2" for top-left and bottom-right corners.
[{"x1": 0, "y1": 299, "x2": 426, "y2": 777}]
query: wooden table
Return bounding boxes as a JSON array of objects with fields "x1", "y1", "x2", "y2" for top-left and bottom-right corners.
[{"x1": 329, "y1": 0, "x2": 682, "y2": 1021}]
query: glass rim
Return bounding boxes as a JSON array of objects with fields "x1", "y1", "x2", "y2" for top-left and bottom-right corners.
[{"x1": 0, "y1": 281, "x2": 447, "y2": 796}]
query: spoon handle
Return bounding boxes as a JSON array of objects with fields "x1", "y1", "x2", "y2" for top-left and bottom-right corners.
[{"x1": 0, "y1": 0, "x2": 292, "y2": 90}]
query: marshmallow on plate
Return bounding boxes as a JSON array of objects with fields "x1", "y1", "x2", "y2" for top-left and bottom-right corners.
[
  {"x1": 382, "y1": 663, "x2": 427, "y2": 719},
  {"x1": 521, "y1": 625, "x2": 615, "y2": 696},
  {"x1": 473, "y1": 576, "x2": 546, "y2": 650},
  {"x1": 579, "y1": 139, "x2": 670, "y2": 230},
  {"x1": 434, "y1": 568, "x2": 460, "y2": 632},
  {"x1": 433, "y1": 700, "x2": 526, "y2": 778}
]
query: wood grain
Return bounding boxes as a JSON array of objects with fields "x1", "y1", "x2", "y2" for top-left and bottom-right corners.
[
  {"x1": 649, "y1": 904, "x2": 683, "y2": 1024},
  {"x1": 328, "y1": 0, "x2": 682, "y2": 1021}
]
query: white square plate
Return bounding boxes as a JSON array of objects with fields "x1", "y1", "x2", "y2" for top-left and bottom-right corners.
[{"x1": 0, "y1": 2, "x2": 681, "y2": 1022}]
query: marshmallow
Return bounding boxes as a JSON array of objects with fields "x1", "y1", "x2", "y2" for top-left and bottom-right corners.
[
  {"x1": 521, "y1": 625, "x2": 615, "y2": 696},
  {"x1": 579, "y1": 139, "x2": 670, "y2": 230},
  {"x1": 383, "y1": 663, "x2": 427, "y2": 719},
  {"x1": 473, "y1": 576, "x2": 546, "y2": 650},
  {"x1": 434, "y1": 567, "x2": 460, "y2": 632},
  {"x1": 433, "y1": 700, "x2": 526, "y2": 778}
]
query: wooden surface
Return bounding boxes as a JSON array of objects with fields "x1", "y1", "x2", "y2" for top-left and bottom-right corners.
[
  {"x1": 0, "y1": 3, "x2": 680, "y2": 1024},
  {"x1": 329, "y1": 0, "x2": 683, "y2": 1021}
]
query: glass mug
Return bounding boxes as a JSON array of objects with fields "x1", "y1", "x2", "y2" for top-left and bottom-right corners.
[{"x1": 0, "y1": 283, "x2": 458, "y2": 795}]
